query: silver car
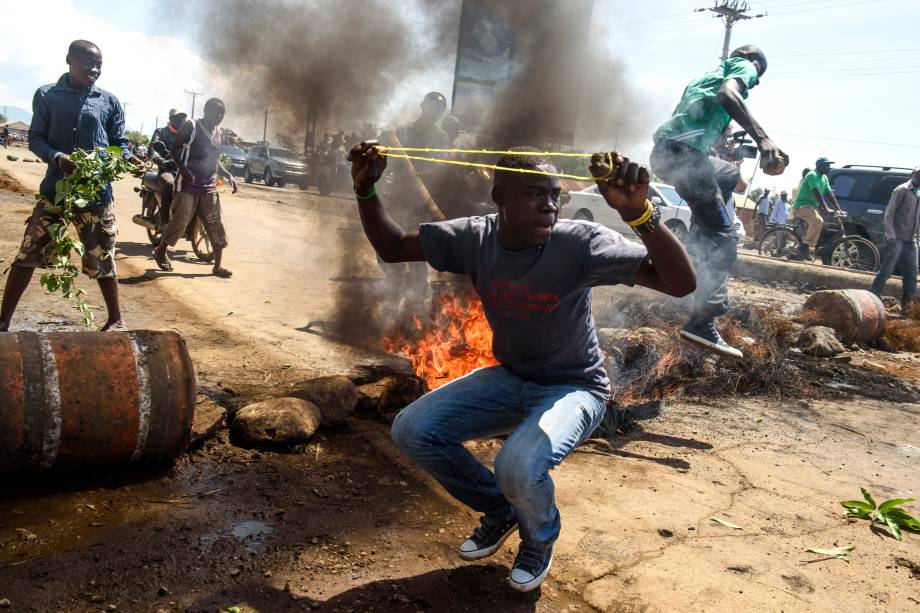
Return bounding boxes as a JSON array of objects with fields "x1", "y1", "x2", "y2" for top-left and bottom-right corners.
[
  {"x1": 244, "y1": 145, "x2": 310, "y2": 190},
  {"x1": 561, "y1": 182, "x2": 745, "y2": 242}
]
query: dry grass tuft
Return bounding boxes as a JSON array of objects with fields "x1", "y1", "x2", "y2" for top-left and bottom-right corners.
[
  {"x1": 615, "y1": 307, "x2": 806, "y2": 403},
  {"x1": 884, "y1": 319, "x2": 920, "y2": 352}
]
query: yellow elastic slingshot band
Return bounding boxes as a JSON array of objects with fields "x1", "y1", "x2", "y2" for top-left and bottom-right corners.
[{"x1": 375, "y1": 147, "x2": 617, "y2": 182}]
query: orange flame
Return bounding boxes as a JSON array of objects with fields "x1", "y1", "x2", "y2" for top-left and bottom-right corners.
[{"x1": 385, "y1": 293, "x2": 498, "y2": 389}]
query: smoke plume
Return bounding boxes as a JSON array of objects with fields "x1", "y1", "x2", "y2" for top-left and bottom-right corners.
[{"x1": 177, "y1": 0, "x2": 654, "y2": 349}]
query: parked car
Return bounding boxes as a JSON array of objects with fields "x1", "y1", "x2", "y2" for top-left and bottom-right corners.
[
  {"x1": 561, "y1": 181, "x2": 746, "y2": 242},
  {"x1": 220, "y1": 144, "x2": 248, "y2": 177},
  {"x1": 825, "y1": 164, "x2": 913, "y2": 250},
  {"x1": 243, "y1": 145, "x2": 310, "y2": 189}
]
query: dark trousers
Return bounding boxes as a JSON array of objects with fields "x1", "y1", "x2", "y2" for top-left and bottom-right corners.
[
  {"x1": 870, "y1": 239, "x2": 918, "y2": 306},
  {"x1": 651, "y1": 138, "x2": 741, "y2": 321},
  {"x1": 754, "y1": 213, "x2": 769, "y2": 242},
  {"x1": 156, "y1": 171, "x2": 175, "y2": 225}
]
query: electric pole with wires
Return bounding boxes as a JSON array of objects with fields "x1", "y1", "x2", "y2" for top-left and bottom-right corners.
[{"x1": 697, "y1": 1, "x2": 767, "y2": 59}]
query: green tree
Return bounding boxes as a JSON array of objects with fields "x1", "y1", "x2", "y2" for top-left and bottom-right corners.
[
  {"x1": 0, "y1": 111, "x2": 6, "y2": 123},
  {"x1": 125, "y1": 130, "x2": 149, "y2": 145},
  {"x1": 750, "y1": 187, "x2": 764, "y2": 203}
]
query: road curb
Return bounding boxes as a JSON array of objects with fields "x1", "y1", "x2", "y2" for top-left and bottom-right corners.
[{"x1": 734, "y1": 252, "x2": 902, "y2": 298}]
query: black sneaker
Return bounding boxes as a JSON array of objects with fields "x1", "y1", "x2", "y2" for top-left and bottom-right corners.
[
  {"x1": 800, "y1": 244, "x2": 813, "y2": 260},
  {"x1": 508, "y1": 541, "x2": 554, "y2": 592},
  {"x1": 680, "y1": 319, "x2": 743, "y2": 359},
  {"x1": 458, "y1": 514, "x2": 518, "y2": 561}
]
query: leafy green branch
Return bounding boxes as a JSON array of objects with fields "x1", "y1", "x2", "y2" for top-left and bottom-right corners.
[
  {"x1": 841, "y1": 488, "x2": 920, "y2": 540},
  {"x1": 39, "y1": 146, "x2": 137, "y2": 328}
]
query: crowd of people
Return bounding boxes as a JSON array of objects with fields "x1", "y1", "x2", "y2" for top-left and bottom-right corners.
[
  {"x1": 0, "y1": 39, "x2": 235, "y2": 333},
  {"x1": 2, "y1": 33, "x2": 917, "y2": 601}
]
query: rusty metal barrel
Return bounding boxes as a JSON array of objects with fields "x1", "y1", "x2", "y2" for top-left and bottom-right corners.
[
  {"x1": 802, "y1": 289, "x2": 887, "y2": 343},
  {"x1": 0, "y1": 330, "x2": 196, "y2": 473}
]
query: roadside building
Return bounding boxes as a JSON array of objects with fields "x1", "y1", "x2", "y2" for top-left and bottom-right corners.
[{"x1": 1, "y1": 120, "x2": 30, "y2": 141}]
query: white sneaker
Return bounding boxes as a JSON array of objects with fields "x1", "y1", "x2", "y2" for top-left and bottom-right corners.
[
  {"x1": 508, "y1": 541, "x2": 553, "y2": 592},
  {"x1": 458, "y1": 515, "x2": 518, "y2": 561}
]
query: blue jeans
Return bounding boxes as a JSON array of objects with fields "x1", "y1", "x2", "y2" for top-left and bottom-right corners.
[
  {"x1": 650, "y1": 138, "x2": 741, "y2": 321},
  {"x1": 391, "y1": 365, "x2": 606, "y2": 547},
  {"x1": 870, "y1": 239, "x2": 918, "y2": 304}
]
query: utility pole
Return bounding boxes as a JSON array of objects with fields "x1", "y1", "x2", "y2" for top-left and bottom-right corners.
[
  {"x1": 122, "y1": 101, "x2": 131, "y2": 117},
  {"x1": 696, "y1": 1, "x2": 767, "y2": 60},
  {"x1": 262, "y1": 107, "x2": 270, "y2": 144},
  {"x1": 185, "y1": 89, "x2": 204, "y2": 120}
]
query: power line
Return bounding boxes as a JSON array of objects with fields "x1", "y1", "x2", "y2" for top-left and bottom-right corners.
[
  {"x1": 773, "y1": 64, "x2": 920, "y2": 75},
  {"x1": 768, "y1": 0, "x2": 885, "y2": 16},
  {"x1": 604, "y1": 20, "x2": 710, "y2": 41},
  {"x1": 699, "y1": 1, "x2": 768, "y2": 60},
  {"x1": 772, "y1": 64, "x2": 920, "y2": 75},
  {"x1": 184, "y1": 89, "x2": 204, "y2": 120},
  {"x1": 770, "y1": 68, "x2": 920, "y2": 78},
  {"x1": 771, "y1": 47, "x2": 920, "y2": 57},
  {"x1": 771, "y1": 130, "x2": 920, "y2": 149}
]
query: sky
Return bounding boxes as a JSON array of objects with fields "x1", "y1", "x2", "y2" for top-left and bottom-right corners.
[{"x1": 1, "y1": 0, "x2": 918, "y2": 194}]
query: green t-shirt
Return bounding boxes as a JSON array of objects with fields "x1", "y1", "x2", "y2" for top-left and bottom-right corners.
[
  {"x1": 654, "y1": 57, "x2": 760, "y2": 154},
  {"x1": 792, "y1": 171, "x2": 832, "y2": 209}
]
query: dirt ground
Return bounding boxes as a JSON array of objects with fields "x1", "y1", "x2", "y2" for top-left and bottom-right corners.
[{"x1": 1, "y1": 151, "x2": 919, "y2": 612}]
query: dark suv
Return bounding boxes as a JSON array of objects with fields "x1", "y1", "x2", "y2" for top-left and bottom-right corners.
[{"x1": 828, "y1": 164, "x2": 913, "y2": 249}]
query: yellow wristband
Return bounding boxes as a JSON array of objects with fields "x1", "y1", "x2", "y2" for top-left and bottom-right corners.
[{"x1": 625, "y1": 200, "x2": 654, "y2": 227}]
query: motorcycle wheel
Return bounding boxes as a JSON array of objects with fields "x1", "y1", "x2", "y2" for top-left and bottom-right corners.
[
  {"x1": 142, "y1": 191, "x2": 162, "y2": 246},
  {"x1": 264, "y1": 168, "x2": 275, "y2": 187},
  {"x1": 191, "y1": 218, "x2": 215, "y2": 262},
  {"x1": 244, "y1": 166, "x2": 254, "y2": 184}
]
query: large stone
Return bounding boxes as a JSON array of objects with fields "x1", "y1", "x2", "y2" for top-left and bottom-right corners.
[
  {"x1": 232, "y1": 397, "x2": 321, "y2": 445},
  {"x1": 356, "y1": 375, "x2": 427, "y2": 413},
  {"x1": 797, "y1": 326, "x2": 845, "y2": 357},
  {"x1": 188, "y1": 395, "x2": 226, "y2": 447},
  {"x1": 290, "y1": 376, "x2": 358, "y2": 425}
]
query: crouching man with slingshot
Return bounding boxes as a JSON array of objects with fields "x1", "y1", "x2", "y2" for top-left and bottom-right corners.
[{"x1": 348, "y1": 142, "x2": 695, "y2": 592}]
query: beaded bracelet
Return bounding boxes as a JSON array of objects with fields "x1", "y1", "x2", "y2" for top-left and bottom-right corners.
[{"x1": 354, "y1": 184, "x2": 377, "y2": 200}]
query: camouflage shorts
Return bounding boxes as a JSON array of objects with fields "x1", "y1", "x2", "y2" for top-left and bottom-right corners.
[{"x1": 14, "y1": 200, "x2": 118, "y2": 279}]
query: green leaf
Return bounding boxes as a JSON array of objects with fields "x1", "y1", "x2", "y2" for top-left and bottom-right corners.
[
  {"x1": 861, "y1": 488, "x2": 877, "y2": 509},
  {"x1": 885, "y1": 508, "x2": 920, "y2": 531},
  {"x1": 841, "y1": 500, "x2": 873, "y2": 516},
  {"x1": 885, "y1": 517, "x2": 902, "y2": 540},
  {"x1": 281, "y1": 363, "x2": 292, "y2": 370},
  {"x1": 711, "y1": 516, "x2": 743, "y2": 530},
  {"x1": 878, "y1": 498, "x2": 915, "y2": 514},
  {"x1": 44, "y1": 205, "x2": 63, "y2": 214},
  {"x1": 106, "y1": 145, "x2": 122, "y2": 156},
  {"x1": 72, "y1": 241, "x2": 85, "y2": 257}
]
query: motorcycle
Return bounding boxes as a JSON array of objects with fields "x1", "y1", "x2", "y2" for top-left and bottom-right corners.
[{"x1": 131, "y1": 162, "x2": 214, "y2": 262}]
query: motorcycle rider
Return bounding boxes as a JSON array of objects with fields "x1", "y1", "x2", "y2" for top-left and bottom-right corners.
[{"x1": 148, "y1": 109, "x2": 187, "y2": 225}]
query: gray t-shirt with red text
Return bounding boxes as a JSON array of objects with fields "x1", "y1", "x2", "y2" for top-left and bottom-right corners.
[{"x1": 419, "y1": 214, "x2": 648, "y2": 397}]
